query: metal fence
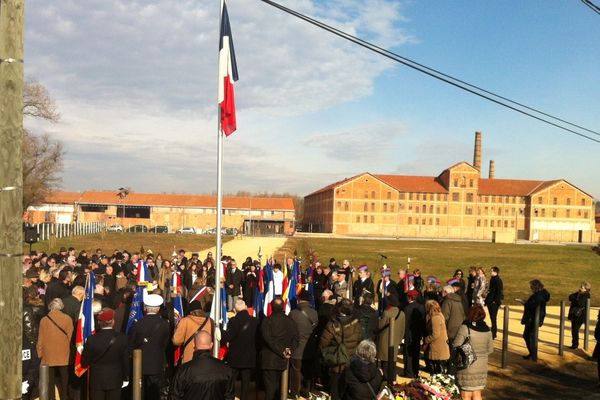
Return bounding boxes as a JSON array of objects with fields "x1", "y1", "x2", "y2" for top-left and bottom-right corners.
[{"x1": 34, "y1": 222, "x2": 106, "y2": 241}]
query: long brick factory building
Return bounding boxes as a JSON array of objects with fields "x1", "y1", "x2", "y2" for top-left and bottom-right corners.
[{"x1": 303, "y1": 132, "x2": 597, "y2": 243}]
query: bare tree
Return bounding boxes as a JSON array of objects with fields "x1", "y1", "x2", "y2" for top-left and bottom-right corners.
[{"x1": 22, "y1": 79, "x2": 64, "y2": 209}]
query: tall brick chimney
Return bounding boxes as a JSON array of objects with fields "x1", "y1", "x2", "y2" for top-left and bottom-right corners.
[
  {"x1": 489, "y1": 160, "x2": 495, "y2": 179},
  {"x1": 473, "y1": 131, "x2": 482, "y2": 172}
]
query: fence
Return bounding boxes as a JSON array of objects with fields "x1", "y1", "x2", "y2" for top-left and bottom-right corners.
[
  {"x1": 498, "y1": 298, "x2": 596, "y2": 368},
  {"x1": 34, "y1": 222, "x2": 106, "y2": 241}
]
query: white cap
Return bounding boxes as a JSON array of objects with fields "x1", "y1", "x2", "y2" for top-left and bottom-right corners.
[{"x1": 144, "y1": 294, "x2": 163, "y2": 307}]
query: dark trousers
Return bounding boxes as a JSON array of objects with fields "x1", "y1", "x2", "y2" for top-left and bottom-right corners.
[
  {"x1": 262, "y1": 369, "x2": 282, "y2": 400},
  {"x1": 381, "y1": 361, "x2": 396, "y2": 383},
  {"x1": 571, "y1": 320, "x2": 584, "y2": 347},
  {"x1": 49, "y1": 366, "x2": 70, "y2": 400},
  {"x1": 235, "y1": 368, "x2": 252, "y2": 400},
  {"x1": 523, "y1": 324, "x2": 534, "y2": 356},
  {"x1": 143, "y1": 374, "x2": 162, "y2": 400},
  {"x1": 328, "y1": 371, "x2": 342, "y2": 400},
  {"x1": 403, "y1": 344, "x2": 420, "y2": 378},
  {"x1": 90, "y1": 388, "x2": 121, "y2": 400},
  {"x1": 487, "y1": 302, "x2": 500, "y2": 339}
]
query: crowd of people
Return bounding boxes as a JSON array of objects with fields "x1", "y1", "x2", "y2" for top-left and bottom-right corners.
[{"x1": 19, "y1": 246, "x2": 595, "y2": 400}]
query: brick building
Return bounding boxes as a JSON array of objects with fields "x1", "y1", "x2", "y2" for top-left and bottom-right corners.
[
  {"x1": 304, "y1": 132, "x2": 597, "y2": 243},
  {"x1": 26, "y1": 191, "x2": 296, "y2": 235}
]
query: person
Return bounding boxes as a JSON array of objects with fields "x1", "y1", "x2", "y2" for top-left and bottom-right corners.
[
  {"x1": 376, "y1": 269, "x2": 396, "y2": 316},
  {"x1": 465, "y1": 267, "x2": 477, "y2": 307},
  {"x1": 519, "y1": 279, "x2": 550, "y2": 360},
  {"x1": 592, "y1": 309, "x2": 600, "y2": 385},
  {"x1": 403, "y1": 290, "x2": 426, "y2": 378},
  {"x1": 22, "y1": 332, "x2": 40, "y2": 400},
  {"x1": 225, "y1": 259, "x2": 243, "y2": 312},
  {"x1": 288, "y1": 290, "x2": 319, "y2": 398},
  {"x1": 128, "y1": 294, "x2": 170, "y2": 400},
  {"x1": 242, "y1": 264, "x2": 258, "y2": 308},
  {"x1": 62, "y1": 285, "x2": 85, "y2": 322},
  {"x1": 423, "y1": 300, "x2": 450, "y2": 374},
  {"x1": 260, "y1": 298, "x2": 299, "y2": 400},
  {"x1": 319, "y1": 298, "x2": 362, "y2": 400},
  {"x1": 81, "y1": 308, "x2": 129, "y2": 400},
  {"x1": 45, "y1": 269, "x2": 71, "y2": 307},
  {"x1": 442, "y1": 285, "x2": 466, "y2": 345},
  {"x1": 37, "y1": 298, "x2": 74, "y2": 400},
  {"x1": 472, "y1": 268, "x2": 488, "y2": 306},
  {"x1": 568, "y1": 282, "x2": 591, "y2": 349},
  {"x1": 332, "y1": 271, "x2": 348, "y2": 300},
  {"x1": 485, "y1": 267, "x2": 504, "y2": 340},
  {"x1": 173, "y1": 300, "x2": 215, "y2": 364},
  {"x1": 339, "y1": 340, "x2": 383, "y2": 400},
  {"x1": 317, "y1": 290, "x2": 337, "y2": 335},
  {"x1": 170, "y1": 331, "x2": 235, "y2": 400},
  {"x1": 354, "y1": 291, "x2": 378, "y2": 341},
  {"x1": 272, "y1": 263, "x2": 284, "y2": 297},
  {"x1": 376, "y1": 292, "x2": 405, "y2": 383},
  {"x1": 313, "y1": 264, "x2": 328, "y2": 309},
  {"x1": 453, "y1": 269, "x2": 466, "y2": 295},
  {"x1": 221, "y1": 299, "x2": 259, "y2": 400},
  {"x1": 452, "y1": 305, "x2": 494, "y2": 400},
  {"x1": 352, "y1": 265, "x2": 374, "y2": 307}
]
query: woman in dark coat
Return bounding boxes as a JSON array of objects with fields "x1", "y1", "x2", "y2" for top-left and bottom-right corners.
[
  {"x1": 339, "y1": 340, "x2": 383, "y2": 400},
  {"x1": 519, "y1": 279, "x2": 550, "y2": 359},
  {"x1": 312, "y1": 265, "x2": 328, "y2": 309},
  {"x1": 243, "y1": 264, "x2": 258, "y2": 308},
  {"x1": 568, "y1": 282, "x2": 591, "y2": 349}
]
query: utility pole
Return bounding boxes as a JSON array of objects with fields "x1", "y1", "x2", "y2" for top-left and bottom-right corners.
[{"x1": 0, "y1": 0, "x2": 25, "y2": 399}]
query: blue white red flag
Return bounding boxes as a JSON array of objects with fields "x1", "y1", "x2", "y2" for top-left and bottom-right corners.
[
  {"x1": 253, "y1": 267, "x2": 264, "y2": 319},
  {"x1": 286, "y1": 259, "x2": 301, "y2": 313},
  {"x1": 137, "y1": 260, "x2": 149, "y2": 283},
  {"x1": 74, "y1": 272, "x2": 96, "y2": 377},
  {"x1": 189, "y1": 286, "x2": 209, "y2": 304},
  {"x1": 126, "y1": 286, "x2": 145, "y2": 334},
  {"x1": 221, "y1": 286, "x2": 228, "y2": 330},
  {"x1": 262, "y1": 262, "x2": 274, "y2": 317},
  {"x1": 219, "y1": 0, "x2": 238, "y2": 136}
]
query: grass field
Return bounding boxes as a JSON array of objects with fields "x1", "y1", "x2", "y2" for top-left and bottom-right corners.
[
  {"x1": 25, "y1": 232, "x2": 231, "y2": 259},
  {"x1": 278, "y1": 236, "x2": 600, "y2": 306}
]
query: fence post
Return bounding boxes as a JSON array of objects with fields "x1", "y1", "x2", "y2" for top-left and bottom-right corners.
[
  {"x1": 559, "y1": 300, "x2": 565, "y2": 356},
  {"x1": 387, "y1": 314, "x2": 396, "y2": 383},
  {"x1": 39, "y1": 363, "x2": 49, "y2": 400},
  {"x1": 133, "y1": 349, "x2": 142, "y2": 400},
  {"x1": 584, "y1": 298, "x2": 591, "y2": 351},
  {"x1": 280, "y1": 360, "x2": 289, "y2": 400},
  {"x1": 501, "y1": 305, "x2": 509, "y2": 368},
  {"x1": 532, "y1": 305, "x2": 540, "y2": 362}
]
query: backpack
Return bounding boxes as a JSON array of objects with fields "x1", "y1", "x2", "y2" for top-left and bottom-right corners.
[{"x1": 321, "y1": 322, "x2": 350, "y2": 367}]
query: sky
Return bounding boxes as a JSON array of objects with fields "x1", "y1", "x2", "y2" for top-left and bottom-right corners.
[{"x1": 24, "y1": 0, "x2": 600, "y2": 199}]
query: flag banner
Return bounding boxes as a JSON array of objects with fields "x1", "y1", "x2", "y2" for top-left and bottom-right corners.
[
  {"x1": 286, "y1": 259, "x2": 301, "y2": 313},
  {"x1": 173, "y1": 286, "x2": 185, "y2": 364},
  {"x1": 262, "y1": 261, "x2": 274, "y2": 317},
  {"x1": 218, "y1": 0, "x2": 239, "y2": 136},
  {"x1": 220, "y1": 286, "x2": 228, "y2": 330},
  {"x1": 126, "y1": 286, "x2": 145, "y2": 334},
  {"x1": 137, "y1": 260, "x2": 150, "y2": 284},
  {"x1": 74, "y1": 273, "x2": 96, "y2": 377},
  {"x1": 189, "y1": 286, "x2": 208, "y2": 304},
  {"x1": 253, "y1": 267, "x2": 265, "y2": 319}
]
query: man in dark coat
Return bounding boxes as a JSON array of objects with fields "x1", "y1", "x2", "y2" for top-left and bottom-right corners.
[
  {"x1": 45, "y1": 269, "x2": 71, "y2": 307},
  {"x1": 352, "y1": 265, "x2": 374, "y2": 307},
  {"x1": 225, "y1": 260, "x2": 243, "y2": 312},
  {"x1": 288, "y1": 291, "x2": 319, "y2": 398},
  {"x1": 171, "y1": 331, "x2": 235, "y2": 400},
  {"x1": 82, "y1": 308, "x2": 129, "y2": 400},
  {"x1": 260, "y1": 298, "x2": 299, "y2": 400},
  {"x1": 403, "y1": 290, "x2": 426, "y2": 378},
  {"x1": 485, "y1": 266, "x2": 504, "y2": 340},
  {"x1": 568, "y1": 281, "x2": 591, "y2": 349},
  {"x1": 62, "y1": 286, "x2": 84, "y2": 322},
  {"x1": 354, "y1": 291, "x2": 378, "y2": 341},
  {"x1": 519, "y1": 279, "x2": 550, "y2": 360},
  {"x1": 221, "y1": 299, "x2": 259, "y2": 400},
  {"x1": 128, "y1": 294, "x2": 170, "y2": 400}
]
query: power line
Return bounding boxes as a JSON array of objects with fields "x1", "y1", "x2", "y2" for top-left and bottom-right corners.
[
  {"x1": 260, "y1": 0, "x2": 600, "y2": 144},
  {"x1": 582, "y1": 0, "x2": 600, "y2": 16}
]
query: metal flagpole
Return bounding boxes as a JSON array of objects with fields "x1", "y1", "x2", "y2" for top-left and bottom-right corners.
[{"x1": 212, "y1": 0, "x2": 225, "y2": 358}]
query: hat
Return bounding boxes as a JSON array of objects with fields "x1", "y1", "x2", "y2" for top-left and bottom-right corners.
[
  {"x1": 25, "y1": 268, "x2": 39, "y2": 278},
  {"x1": 98, "y1": 308, "x2": 115, "y2": 322},
  {"x1": 382, "y1": 269, "x2": 392, "y2": 277},
  {"x1": 59, "y1": 247, "x2": 67, "y2": 253},
  {"x1": 144, "y1": 294, "x2": 163, "y2": 307},
  {"x1": 358, "y1": 265, "x2": 368, "y2": 273},
  {"x1": 188, "y1": 300, "x2": 203, "y2": 313},
  {"x1": 407, "y1": 290, "x2": 419, "y2": 298},
  {"x1": 298, "y1": 290, "x2": 311, "y2": 302}
]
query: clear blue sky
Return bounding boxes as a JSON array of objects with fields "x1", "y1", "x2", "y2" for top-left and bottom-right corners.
[{"x1": 25, "y1": 1, "x2": 600, "y2": 199}]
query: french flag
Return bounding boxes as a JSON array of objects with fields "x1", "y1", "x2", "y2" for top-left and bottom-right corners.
[
  {"x1": 74, "y1": 273, "x2": 96, "y2": 377},
  {"x1": 137, "y1": 260, "x2": 149, "y2": 283},
  {"x1": 262, "y1": 262, "x2": 274, "y2": 317},
  {"x1": 219, "y1": 0, "x2": 239, "y2": 136}
]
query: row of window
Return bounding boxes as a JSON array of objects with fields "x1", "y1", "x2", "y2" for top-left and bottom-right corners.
[{"x1": 537, "y1": 196, "x2": 587, "y2": 206}]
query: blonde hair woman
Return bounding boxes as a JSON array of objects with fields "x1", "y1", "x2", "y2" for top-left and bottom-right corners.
[
  {"x1": 423, "y1": 300, "x2": 450, "y2": 374},
  {"x1": 473, "y1": 268, "x2": 488, "y2": 306}
]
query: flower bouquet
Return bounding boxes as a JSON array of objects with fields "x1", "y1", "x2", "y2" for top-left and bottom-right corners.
[{"x1": 384, "y1": 374, "x2": 460, "y2": 400}]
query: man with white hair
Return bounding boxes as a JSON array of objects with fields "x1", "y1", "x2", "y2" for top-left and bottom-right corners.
[
  {"x1": 129, "y1": 294, "x2": 170, "y2": 400},
  {"x1": 37, "y1": 298, "x2": 73, "y2": 400},
  {"x1": 62, "y1": 285, "x2": 85, "y2": 322}
]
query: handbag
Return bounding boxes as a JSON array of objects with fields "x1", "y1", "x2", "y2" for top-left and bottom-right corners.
[
  {"x1": 452, "y1": 325, "x2": 477, "y2": 370},
  {"x1": 321, "y1": 322, "x2": 350, "y2": 367}
]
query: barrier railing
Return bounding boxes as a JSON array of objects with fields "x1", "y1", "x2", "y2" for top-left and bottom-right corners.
[{"x1": 34, "y1": 222, "x2": 106, "y2": 241}]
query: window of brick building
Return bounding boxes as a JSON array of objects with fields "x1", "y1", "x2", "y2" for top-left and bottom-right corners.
[
  {"x1": 429, "y1": 205, "x2": 434, "y2": 213},
  {"x1": 553, "y1": 197, "x2": 558, "y2": 205},
  {"x1": 444, "y1": 206, "x2": 448, "y2": 214},
  {"x1": 356, "y1": 215, "x2": 360, "y2": 223},
  {"x1": 452, "y1": 193, "x2": 459, "y2": 201},
  {"x1": 422, "y1": 205, "x2": 427, "y2": 213},
  {"x1": 371, "y1": 191, "x2": 376, "y2": 199},
  {"x1": 566, "y1": 209, "x2": 570, "y2": 218},
  {"x1": 478, "y1": 207, "x2": 481, "y2": 215},
  {"x1": 409, "y1": 193, "x2": 413, "y2": 200},
  {"x1": 430, "y1": 194, "x2": 434, "y2": 201},
  {"x1": 582, "y1": 198, "x2": 586, "y2": 206},
  {"x1": 511, "y1": 221, "x2": 515, "y2": 228},
  {"x1": 566, "y1": 198, "x2": 571, "y2": 205},
  {"x1": 429, "y1": 218, "x2": 433, "y2": 225},
  {"x1": 422, "y1": 218, "x2": 426, "y2": 225},
  {"x1": 416, "y1": 193, "x2": 420, "y2": 200},
  {"x1": 512, "y1": 208, "x2": 515, "y2": 215},
  {"x1": 337, "y1": 201, "x2": 341, "y2": 209},
  {"x1": 453, "y1": 178, "x2": 458, "y2": 187},
  {"x1": 399, "y1": 193, "x2": 405, "y2": 200},
  {"x1": 538, "y1": 196, "x2": 542, "y2": 204},
  {"x1": 387, "y1": 191, "x2": 391, "y2": 199},
  {"x1": 344, "y1": 202, "x2": 349, "y2": 211},
  {"x1": 497, "y1": 208, "x2": 502, "y2": 216},
  {"x1": 363, "y1": 215, "x2": 367, "y2": 223},
  {"x1": 466, "y1": 207, "x2": 473, "y2": 215},
  {"x1": 512, "y1": 197, "x2": 516, "y2": 204},
  {"x1": 390, "y1": 204, "x2": 394, "y2": 212},
  {"x1": 469, "y1": 179, "x2": 474, "y2": 188},
  {"x1": 415, "y1": 206, "x2": 419, "y2": 213},
  {"x1": 466, "y1": 193, "x2": 474, "y2": 202},
  {"x1": 371, "y1": 202, "x2": 375, "y2": 211},
  {"x1": 578, "y1": 210, "x2": 581, "y2": 217},
  {"x1": 490, "y1": 220, "x2": 495, "y2": 227},
  {"x1": 504, "y1": 221, "x2": 508, "y2": 228},
  {"x1": 370, "y1": 215, "x2": 375, "y2": 223},
  {"x1": 364, "y1": 202, "x2": 368, "y2": 212},
  {"x1": 584, "y1": 211, "x2": 588, "y2": 218},
  {"x1": 552, "y1": 210, "x2": 557, "y2": 218},
  {"x1": 383, "y1": 203, "x2": 387, "y2": 212},
  {"x1": 541, "y1": 209, "x2": 546, "y2": 217},
  {"x1": 484, "y1": 220, "x2": 488, "y2": 227},
  {"x1": 436, "y1": 218, "x2": 440, "y2": 225},
  {"x1": 477, "y1": 219, "x2": 481, "y2": 227},
  {"x1": 408, "y1": 204, "x2": 413, "y2": 211},
  {"x1": 497, "y1": 220, "x2": 501, "y2": 227},
  {"x1": 437, "y1": 206, "x2": 441, "y2": 214},
  {"x1": 505, "y1": 196, "x2": 509, "y2": 203},
  {"x1": 491, "y1": 196, "x2": 496, "y2": 202},
  {"x1": 408, "y1": 217, "x2": 412, "y2": 224}
]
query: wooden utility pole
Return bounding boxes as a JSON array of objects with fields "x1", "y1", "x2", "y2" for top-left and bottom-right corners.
[{"x1": 0, "y1": 0, "x2": 25, "y2": 399}]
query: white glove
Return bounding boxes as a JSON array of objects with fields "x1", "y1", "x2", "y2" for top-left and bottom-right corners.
[
  {"x1": 214, "y1": 327, "x2": 221, "y2": 341},
  {"x1": 22, "y1": 381, "x2": 29, "y2": 394},
  {"x1": 122, "y1": 381, "x2": 129, "y2": 388}
]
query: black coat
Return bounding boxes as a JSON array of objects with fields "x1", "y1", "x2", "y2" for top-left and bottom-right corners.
[
  {"x1": 221, "y1": 310, "x2": 258, "y2": 369},
  {"x1": 352, "y1": 278, "x2": 374, "y2": 307},
  {"x1": 288, "y1": 302, "x2": 319, "y2": 360},
  {"x1": 568, "y1": 291, "x2": 590, "y2": 323},
  {"x1": 171, "y1": 350, "x2": 235, "y2": 400},
  {"x1": 129, "y1": 314, "x2": 170, "y2": 375},
  {"x1": 259, "y1": 311, "x2": 299, "y2": 371},
  {"x1": 22, "y1": 335, "x2": 39, "y2": 387},
  {"x1": 521, "y1": 289, "x2": 551, "y2": 327},
  {"x1": 45, "y1": 280, "x2": 70, "y2": 307},
  {"x1": 62, "y1": 295, "x2": 82, "y2": 323},
  {"x1": 339, "y1": 356, "x2": 383, "y2": 400},
  {"x1": 485, "y1": 275, "x2": 504, "y2": 306},
  {"x1": 403, "y1": 301, "x2": 426, "y2": 346},
  {"x1": 593, "y1": 315, "x2": 600, "y2": 359},
  {"x1": 225, "y1": 269, "x2": 243, "y2": 297},
  {"x1": 81, "y1": 328, "x2": 129, "y2": 390},
  {"x1": 353, "y1": 304, "x2": 378, "y2": 341}
]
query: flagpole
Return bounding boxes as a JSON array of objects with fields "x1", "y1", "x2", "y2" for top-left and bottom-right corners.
[{"x1": 212, "y1": 0, "x2": 225, "y2": 358}]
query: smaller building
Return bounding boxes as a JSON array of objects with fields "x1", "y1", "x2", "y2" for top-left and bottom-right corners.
[{"x1": 26, "y1": 191, "x2": 296, "y2": 235}]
